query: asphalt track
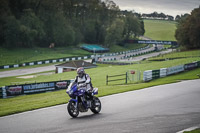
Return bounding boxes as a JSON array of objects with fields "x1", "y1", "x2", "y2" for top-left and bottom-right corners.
[
  {"x1": 119, "y1": 48, "x2": 172, "y2": 62},
  {"x1": 0, "y1": 65, "x2": 56, "y2": 78},
  {"x1": 0, "y1": 79, "x2": 200, "y2": 133}
]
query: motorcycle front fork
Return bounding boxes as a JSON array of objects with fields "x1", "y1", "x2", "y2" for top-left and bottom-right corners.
[{"x1": 75, "y1": 96, "x2": 78, "y2": 108}]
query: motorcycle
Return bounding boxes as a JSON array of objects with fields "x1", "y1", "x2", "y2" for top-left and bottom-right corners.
[{"x1": 66, "y1": 82, "x2": 101, "y2": 118}]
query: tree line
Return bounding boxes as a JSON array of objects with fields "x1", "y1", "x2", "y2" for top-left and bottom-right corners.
[
  {"x1": 175, "y1": 6, "x2": 200, "y2": 49},
  {"x1": 0, "y1": 0, "x2": 145, "y2": 48},
  {"x1": 141, "y1": 12, "x2": 174, "y2": 21}
]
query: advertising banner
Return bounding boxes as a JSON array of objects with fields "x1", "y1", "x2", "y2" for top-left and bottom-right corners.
[
  {"x1": 1, "y1": 80, "x2": 71, "y2": 98},
  {"x1": 184, "y1": 62, "x2": 198, "y2": 70},
  {"x1": 167, "y1": 65, "x2": 184, "y2": 75},
  {"x1": 23, "y1": 82, "x2": 55, "y2": 94},
  {"x1": 55, "y1": 80, "x2": 70, "y2": 90},
  {"x1": 5, "y1": 86, "x2": 23, "y2": 96},
  {"x1": 124, "y1": 40, "x2": 177, "y2": 45}
]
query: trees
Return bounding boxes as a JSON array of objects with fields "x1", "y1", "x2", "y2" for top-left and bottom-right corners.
[
  {"x1": 123, "y1": 14, "x2": 144, "y2": 39},
  {"x1": 0, "y1": 0, "x2": 145, "y2": 48},
  {"x1": 51, "y1": 13, "x2": 75, "y2": 46},
  {"x1": 105, "y1": 18, "x2": 125, "y2": 47},
  {"x1": 4, "y1": 16, "x2": 21, "y2": 48},
  {"x1": 142, "y1": 12, "x2": 174, "y2": 20},
  {"x1": 175, "y1": 7, "x2": 200, "y2": 49},
  {"x1": 20, "y1": 9, "x2": 45, "y2": 47}
]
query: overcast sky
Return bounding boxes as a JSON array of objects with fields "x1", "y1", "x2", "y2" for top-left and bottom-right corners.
[{"x1": 112, "y1": 0, "x2": 200, "y2": 17}]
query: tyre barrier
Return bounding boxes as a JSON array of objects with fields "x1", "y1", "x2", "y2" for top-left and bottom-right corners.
[
  {"x1": 160, "y1": 68, "x2": 167, "y2": 77},
  {"x1": 0, "y1": 55, "x2": 93, "y2": 69},
  {"x1": 143, "y1": 61, "x2": 200, "y2": 82},
  {"x1": 96, "y1": 61, "x2": 131, "y2": 65},
  {"x1": 0, "y1": 45, "x2": 151, "y2": 70},
  {"x1": 0, "y1": 88, "x2": 2, "y2": 98},
  {"x1": 143, "y1": 70, "x2": 152, "y2": 81}
]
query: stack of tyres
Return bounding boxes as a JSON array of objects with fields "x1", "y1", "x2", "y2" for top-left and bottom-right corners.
[
  {"x1": 160, "y1": 68, "x2": 167, "y2": 77},
  {"x1": 0, "y1": 88, "x2": 2, "y2": 98},
  {"x1": 143, "y1": 70, "x2": 152, "y2": 82},
  {"x1": 152, "y1": 70, "x2": 160, "y2": 79},
  {"x1": 197, "y1": 61, "x2": 200, "y2": 68}
]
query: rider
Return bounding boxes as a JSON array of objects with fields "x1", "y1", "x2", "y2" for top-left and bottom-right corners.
[{"x1": 74, "y1": 67, "x2": 93, "y2": 99}]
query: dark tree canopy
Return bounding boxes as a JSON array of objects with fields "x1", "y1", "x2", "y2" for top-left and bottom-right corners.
[
  {"x1": 0, "y1": 0, "x2": 145, "y2": 48},
  {"x1": 142, "y1": 12, "x2": 174, "y2": 20},
  {"x1": 175, "y1": 7, "x2": 200, "y2": 49}
]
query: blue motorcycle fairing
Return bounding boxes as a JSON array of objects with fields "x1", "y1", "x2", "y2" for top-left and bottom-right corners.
[
  {"x1": 67, "y1": 83, "x2": 98, "y2": 109},
  {"x1": 92, "y1": 88, "x2": 98, "y2": 95},
  {"x1": 69, "y1": 98, "x2": 78, "y2": 103}
]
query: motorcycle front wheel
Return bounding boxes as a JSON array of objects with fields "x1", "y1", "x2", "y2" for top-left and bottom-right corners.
[
  {"x1": 67, "y1": 101, "x2": 79, "y2": 118},
  {"x1": 91, "y1": 96, "x2": 101, "y2": 114}
]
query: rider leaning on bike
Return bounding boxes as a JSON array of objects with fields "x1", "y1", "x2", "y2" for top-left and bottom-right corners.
[{"x1": 74, "y1": 67, "x2": 93, "y2": 98}]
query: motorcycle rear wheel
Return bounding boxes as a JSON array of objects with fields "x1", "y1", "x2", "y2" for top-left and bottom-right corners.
[
  {"x1": 67, "y1": 101, "x2": 79, "y2": 118},
  {"x1": 91, "y1": 96, "x2": 101, "y2": 114}
]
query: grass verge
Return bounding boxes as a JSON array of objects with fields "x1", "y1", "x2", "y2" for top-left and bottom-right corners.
[
  {"x1": 0, "y1": 60, "x2": 200, "y2": 117},
  {"x1": 184, "y1": 129, "x2": 200, "y2": 133}
]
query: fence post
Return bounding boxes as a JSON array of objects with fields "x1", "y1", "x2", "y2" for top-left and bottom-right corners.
[
  {"x1": 125, "y1": 72, "x2": 127, "y2": 84},
  {"x1": 106, "y1": 75, "x2": 108, "y2": 85}
]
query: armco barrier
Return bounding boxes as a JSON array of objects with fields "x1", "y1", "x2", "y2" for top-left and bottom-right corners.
[
  {"x1": 1, "y1": 80, "x2": 72, "y2": 98},
  {"x1": 167, "y1": 65, "x2": 184, "y2": 75}
]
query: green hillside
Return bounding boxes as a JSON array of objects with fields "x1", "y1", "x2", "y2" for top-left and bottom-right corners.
[
  {"x1": 0, "y1": 20, "x2": 177, "y2": 66},
  {"x1": 144, "y1": 19, "x2": 177, "y2": 41}
]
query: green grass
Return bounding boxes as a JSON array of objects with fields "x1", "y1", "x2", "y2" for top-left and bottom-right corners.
[
  {"x1": 149, "y1": 49, "x2": 200, "y2": 61},
  {"x1": 109, "y1": 44, "x2": 148, "y2": 53},
  {"x1": 1, "y1": 49, "x2": 200, "y2": 117},
  {"x1": 0, "y1": 44, "x2": 149, "y2": 66},
  {"x1": 184, "y1": 129, "x2": 200, "y2": 133},
  {"x1": 0, "y1": 46, "x2": 91, "y2": 66},
  {"x1": 0, "y1": 55, "x2": 199, "y2": 87},
  {"x1": 144, "y1": 19, "x2": 177, "y2": 41},
  {"x1": 0, "y1": 66, "x2": 199, "y2": 117}
]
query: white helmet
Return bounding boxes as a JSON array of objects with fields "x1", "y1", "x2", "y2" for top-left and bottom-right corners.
[{"x1": 77, "y1": 67, "x2": 85, "y2": 78}]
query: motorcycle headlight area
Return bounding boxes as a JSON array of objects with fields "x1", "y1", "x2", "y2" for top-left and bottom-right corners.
[
  {"x1": 67, "y1": 89, "x2": 73, "y2": 95},
  {"x1": 69, "y1": 90, "x2": 73, "y2": 95}
]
